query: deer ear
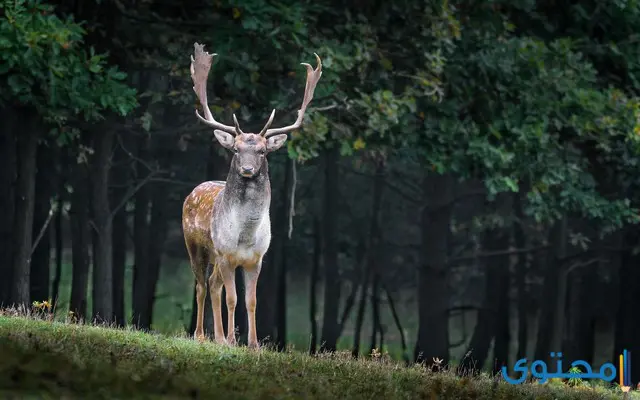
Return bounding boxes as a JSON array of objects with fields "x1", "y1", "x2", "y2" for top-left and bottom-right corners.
[
  {"x1": 214, "y1": 130, "x2": 235, "y2": 150},
  {"x1": 266, "y1": 134, "x2": 287, "y2": 152}
]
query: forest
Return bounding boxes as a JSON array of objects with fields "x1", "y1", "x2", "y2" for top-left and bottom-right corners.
[{"x1": 1, "y1": 0, "x2": 640, "y2": 387}]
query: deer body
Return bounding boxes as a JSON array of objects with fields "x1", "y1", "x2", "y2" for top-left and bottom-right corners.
[{"x1": 182, "y1": 42, "x2": 322, "y2": 348}]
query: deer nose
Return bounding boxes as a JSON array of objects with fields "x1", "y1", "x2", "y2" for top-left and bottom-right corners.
[{"x1": 241, "y1": 166, "x2": 254, "y2": 175}]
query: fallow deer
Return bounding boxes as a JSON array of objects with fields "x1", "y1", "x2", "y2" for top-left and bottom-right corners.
[{"x1": 182, "y1": 43, "x2": 322, "y2": 349}]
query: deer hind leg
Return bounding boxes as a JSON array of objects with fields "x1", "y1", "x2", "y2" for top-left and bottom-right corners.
[
  {"x1": 187, "y1": 243, "x2": 208, "y2": 342},
  {"x1": 243, "y1": 260, "x2": 262, "y2": 349},
  {"x1": 209, "y1": 258, "x2": 230, "y2": 345}
]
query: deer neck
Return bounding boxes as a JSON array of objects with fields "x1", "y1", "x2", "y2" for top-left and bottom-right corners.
[{"x1": 221, "y1": 160, "x2": 271, "y2": 226}]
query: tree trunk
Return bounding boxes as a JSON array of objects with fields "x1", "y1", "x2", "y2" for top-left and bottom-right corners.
[
  {"x1": 111, "y1": 138, "x2": 128, "y2": 326},
  {"x1": 459, "y1": 224, "x2": 510, "y2": 374},
  {"x1": 368, "y1": 272, "x2": 381, "y2": 355},
  {"x1": 276, "y1": 158, "x2": 293, "y2": 350},
  {"x1": 132, "y1": 134, "x2": 151, "y2": 328},
  {"x1": 352, "y1": 266, "x2": 370, "y2": 358},
  {"x1": 90, "y1": 130, "x2": 115, "y2": 323},
  {"x1": 144, "y1": 180, "x2": 171, "y2": 330},
  {"x1": 534, "y1": 218, "x2": 567, "y2": 364},
  {"x1": 614, "y1": 228, "x2": 640, "y2": 385},
  {"x1": 513, "y1": 193, "x2": 528, "y2": 360},
  {"x1": 30, "y1": 143, "x2": 53, "y2": 304},
  {"x1": 320, "y1": 146, "x2": 341, "y2": 352},
  {"x1": 414, "y1": 173, "x2": 454, "y2": 367},
  {"x1": 69, "y1": 162, "x2": 91, "y2": 320},
  {"x1": 12, "y1": 126, "x2": 40, "y2": 308},
  {"x1": 52, "y1": 193, "x2": 63, "y2": 312},
  {"x1": 352, "y1": 161, "x2": 385, "y2": 358},
  {"x1": 565, "y1": 266, "x2": 596, "y2": 365},
  {"x1": 492, "y1": 241, "x2": 511, "y2": 375},
  {"x1": 0, "y1": 109, "x2": 17, "y2": 306},
  {"x1": 309, "y1": 218, "x2": 321, "y2": 355}
]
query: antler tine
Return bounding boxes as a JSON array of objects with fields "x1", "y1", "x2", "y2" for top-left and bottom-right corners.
[
  {"x1": 264, "y1": 53, "x2": 323, "y2": 138},
  {"x1": 259, "y1": 109, "x2": 276, "y2": 136},
  {"x1": 190, "y1": 42, "x2": 237, "y2": 134},
  {"x1": 232, "y1": 113, "x2": 245, "y2": 135}
]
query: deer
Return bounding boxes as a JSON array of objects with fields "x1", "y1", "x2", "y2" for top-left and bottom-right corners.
[{"x1": 182, "y1": 42, "x2": 322, "y2": 349}]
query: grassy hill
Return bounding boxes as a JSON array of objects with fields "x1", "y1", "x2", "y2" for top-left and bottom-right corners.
[{"x1": 0, "y1": 312, "x2": 632, "y2": 399}]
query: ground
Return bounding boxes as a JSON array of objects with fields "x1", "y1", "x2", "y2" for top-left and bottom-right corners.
[{"x1": 0, "y1": 312, "x2": 632, "y2": 399}]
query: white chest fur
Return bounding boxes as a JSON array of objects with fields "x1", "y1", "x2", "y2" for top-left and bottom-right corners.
[{"x1": 212, "y1": 203, "x2": 271, "y2": 263}]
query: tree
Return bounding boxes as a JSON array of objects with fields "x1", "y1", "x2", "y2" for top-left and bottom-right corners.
[{"x1": 0, "y1": 0, "x2": 137, "y2": 310}]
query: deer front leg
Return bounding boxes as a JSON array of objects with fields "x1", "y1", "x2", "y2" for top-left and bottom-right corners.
[
  {"x1": 244, "y1": 261, "x2": 262, "y2": 349},
  {"x1": 222, "y1": 264, "x2": 238, "y2": 346},
  {"x1": 209, "y1": 263, "x2": 227, "y2": 345}
]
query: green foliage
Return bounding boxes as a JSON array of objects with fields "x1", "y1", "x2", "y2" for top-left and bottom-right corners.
[
  {"x1": 0, "y1": 0, "x2": 137, "y2": 128},
  {"x1": 0, "y1": 315, "x2": 629, "y2": 399}
]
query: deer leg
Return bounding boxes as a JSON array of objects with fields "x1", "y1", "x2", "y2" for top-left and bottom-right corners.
[
  {"x1": 222, "y1": 263, "x2": 238, "y2": 345},
  {"x1": 209, "y1": 262, "x2": 226, "y2": 345},
  {"x1": 244, "y1": 261, "x2": 262, "y2": 349},
  {"x1": 187, "y1": 244, "x2": 207, "y2": 342}
]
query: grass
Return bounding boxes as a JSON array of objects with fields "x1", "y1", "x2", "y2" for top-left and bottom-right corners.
[
  {"x1": 0, "y1": 312, "x2": 633, "y2": 399},
  {"x1": 46, "y1": 250, "x2": 619, "y2": 369}
]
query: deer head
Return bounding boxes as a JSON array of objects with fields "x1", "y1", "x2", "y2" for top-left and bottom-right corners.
[{"x1": 190, "y1": 42, "x2": 322, "y2": 178}]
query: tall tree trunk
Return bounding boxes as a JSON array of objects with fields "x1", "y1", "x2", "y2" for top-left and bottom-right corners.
[
  {"x1": 614, "y1": 228, "x2": 640, "y2": 385},
  {"x1": 415, "y1": 172, "x2": 454, "y2": 367},
  {"x1": 30, "y1": 143, "x2": 53, "y2": 303},
  {"x1": 276, "y1": 158, "x2": 293, "y2": 350},
  {"x1": 565, "y1": 266, "x2": 596, "y2": 365},
  {"x1": 0, "y1": 109, "x2": 17, "y2": 306},
  {"x1": 534, "y1": 218, "x2": 567, "y2": 364},
  {"x1": 513, "y1": 193, "x2": 528, "y2": 360},
  {"x1": 352, "y1": 266, "x2": 370, "y2": 358},
  {"x1": 492, "y1": 242, "x2": 511, "y2": 374},
  {"x1": 51, "y1": 192, "x2": 63, "y2": 312},
  {"x1": 144, "y1": 179, "x2": 171, "y2": 330},
  {"x1": 111, "y1": 137, "x2": 128, "y2": 326},
  {"x1": 459, "y1": 224, "x2": 510, "y2": 374},
  {"x1": 90, "y1": 130, "x2": 115, "y2": 323},
  {"x1": 309, "y1": 218, "x2": 321, "y2": 355},
  {"x1": 12, "y1": 125, "x2": 40, "y2": 308},
  {"x1": 132, "y1": 134, "x2": 151, "y2": 328},
  {"x1": 69, "y1": 162, "x2": 91, "y2": 321},
  {"x1": 368, "y1": 272, "x2": 381, "y2": 355},
  {"x1": 319, "y1": 146, "x2": 341, "y2": 352},
  {"x1": 352, "y1": 161, "x2": 385, "y2": 358}
]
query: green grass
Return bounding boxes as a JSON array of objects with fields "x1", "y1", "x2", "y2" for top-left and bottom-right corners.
[{"x1": 0, "y1": 313, "x2": 632, "y2": 399}]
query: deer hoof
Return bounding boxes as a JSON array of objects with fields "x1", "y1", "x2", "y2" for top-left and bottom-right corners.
[
  {"x1": 194, "y1": 333, "x2": 206, "y2": 343},
  {"x1": 214, "y1": 337, "x2": 228, "y2": 346},
  {"x1": 248, "y1": 341, "x2": 260, "y2": 351}
]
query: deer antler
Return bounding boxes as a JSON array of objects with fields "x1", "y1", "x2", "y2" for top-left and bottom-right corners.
[
  {"x1": 190, "y1": 43, "x2": 238, "y2": 135},
  {"x1": 261, "y1": 53, "x2": 323, "y2": 138}
]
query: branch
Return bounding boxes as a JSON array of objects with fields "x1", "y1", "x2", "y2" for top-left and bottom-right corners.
[
  {"x1": 116, "y1": 134, "x2": 156, "y2": 173},
  {"x1": 448, "y1": 245, "x2": 550, "y2": 264},
  {"x1": 29, "y1": 205, "x2": 56, "y2": 258},
  {"x1": 288, "y1": 161, "x2": 297, "y2": 239},
  {"x1": 113, "y1": 0, "x2": 213, "y2": 28},
  {"x1": 110, "y1": 170, "x2": 162, "y2": 219},
  {"x1": 339, "y1": 164, "x2": 421, "y2": 204}
]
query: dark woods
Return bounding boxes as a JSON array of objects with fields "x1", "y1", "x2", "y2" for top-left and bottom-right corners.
[{"x1": 1, "y1": 0, "x2": 640, "y2": 386}]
